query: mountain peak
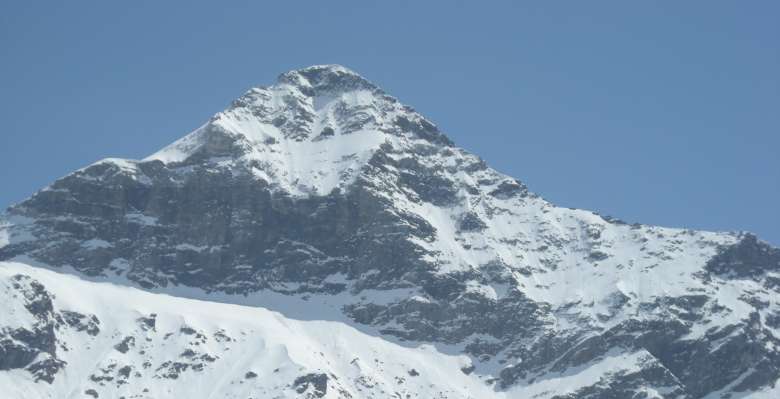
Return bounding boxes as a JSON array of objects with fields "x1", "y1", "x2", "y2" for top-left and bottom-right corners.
[
  {"x1": 276, "y1": 64, "x2": 380, "y2": 96},
  {"x1": 4, "y1": 64, "x2": 780, "y2": 399},
  {"x1": 143, "y1": 65, "x2": 452, "y2": 195}
]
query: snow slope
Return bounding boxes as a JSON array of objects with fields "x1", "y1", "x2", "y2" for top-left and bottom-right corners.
[{"x1": 1, "y1": 261, "x2": 494, "y2": 399}]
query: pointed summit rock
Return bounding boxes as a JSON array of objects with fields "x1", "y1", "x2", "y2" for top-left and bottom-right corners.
[
  {"x1": 142, "y1": 65, "x2": 451, "y2": 195},
  {"x1": 278, "y1": 64, "x2": 382, "y2": 94}
]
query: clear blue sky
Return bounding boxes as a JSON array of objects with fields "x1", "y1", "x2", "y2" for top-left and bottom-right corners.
[{"x1": 1, "y1": 1, "x2": 778, "y2": 245}]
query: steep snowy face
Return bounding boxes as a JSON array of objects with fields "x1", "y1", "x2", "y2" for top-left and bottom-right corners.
[
  {"x1": 2, "y1": 65, "x2": 780, "y2": 398},
  {"x1": 146, "y1": 64, "x2": 450, "y2": 196}
]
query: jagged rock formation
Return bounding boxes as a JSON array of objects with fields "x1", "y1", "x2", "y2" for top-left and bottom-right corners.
[{"x1": 1, "y1": 65, "x2": 778, "y2": 398}]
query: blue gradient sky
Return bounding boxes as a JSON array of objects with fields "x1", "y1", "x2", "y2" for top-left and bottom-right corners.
[{"x1": 1, "y1": 1, "x2": 778, "y2": 244}]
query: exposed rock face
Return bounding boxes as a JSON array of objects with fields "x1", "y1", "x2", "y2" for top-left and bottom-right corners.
[
  {"x1": 706, "y1": 233, "x2": 780, "y2": 278},
  {"x1": 1, "y1": 64, "x2": 779, "y2": 398},
  {"x1": 293, "y1": 373, "x2": 329, "y2": 397},
  {"x1": 0, "y1": 274, "x2": 76, "y2": 383}
]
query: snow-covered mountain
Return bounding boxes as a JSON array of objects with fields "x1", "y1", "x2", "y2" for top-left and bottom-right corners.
[{"x1": 1, "y1": 64, "x2": 779, "y2": 398}]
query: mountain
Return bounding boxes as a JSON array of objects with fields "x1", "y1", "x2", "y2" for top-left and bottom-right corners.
[{"x1": 1, "y1": 64, "x2": 779, "y2": 399}]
